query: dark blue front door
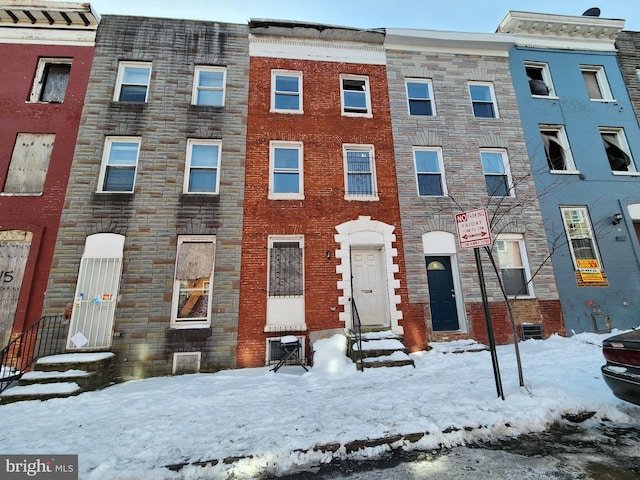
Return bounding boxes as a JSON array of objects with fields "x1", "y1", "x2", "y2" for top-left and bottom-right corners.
[{"x1": 426, "y1": 256, "x2": 460, "y2": 331}]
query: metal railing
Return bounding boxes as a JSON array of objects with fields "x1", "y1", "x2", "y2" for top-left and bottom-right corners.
[
  {"x1": 351, "y1": 298, "x2": 365, "y2": 371},
  {"x1": 0, "y1": 314, "x2": 66, "y2": 394}
]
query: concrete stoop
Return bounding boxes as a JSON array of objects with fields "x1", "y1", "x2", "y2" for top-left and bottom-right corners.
[
  {"x1": 0, "y1": 352, "x2": 115, "y2": 404},
  {"x1": 349, "y1": 330, "x2": 415, "y2": 369}
]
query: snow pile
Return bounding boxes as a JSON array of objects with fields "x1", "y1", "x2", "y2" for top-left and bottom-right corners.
[{"x1": 0, "y1": 331, "x2": 638, "y2": 479}]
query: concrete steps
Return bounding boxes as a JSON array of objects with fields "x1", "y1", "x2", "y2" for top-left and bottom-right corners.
[
  {"x1": 350, "y1": 331, "x2": 415, "y2": 370},
  {"x1": 0, "y1": 352, "x2": 114, "y2": 404}
]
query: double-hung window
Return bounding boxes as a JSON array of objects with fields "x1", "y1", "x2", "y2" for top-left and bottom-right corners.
[
  {"x1": 344, "y1": 145, "x2": 377, "y2": 200},
  {"x1": 171, "y1": 235, "x2": 215, "y2": 326},
  {"x1": 468, "y1": 82, "x2": 498, "y2": 118},
  {"x1": 581, "y1": 66, "x2": 613, "y2": 101},
  {"x1": 480, "y1": 149, "x2": 512, "y2": 197},
  {"x1": 114, "y1": 61, "x2": 152, "y2": 103},
  {"x1": 561, "y1": 207, "x2": 601, "y2": 268},
  {"x1": 341, "y1": 75, "x2": 371, "y2": 116},
  {"x1": 540, "y1": 125, "x2": 577, "y2": 172},
  {"x1": 29, "y1": 58, "x2": 72, "y2": 103},
  {"x1": 406, "y1": 79, "x2": 435, "y2": 116},
  {"x1": 413, "y1": 147, "x2": 445, "y2": 196},
  {"x1": 495, "y1": 234, "x2": 533, "y2": 297},
  {"x1": 524, "y1": 62, "x2": 555, "y2": 97},
  {"x1": 192, "y1": 66, "x2": 226, "y2": 106},
  {"x1": 97, "y1": 137, "x2": 141, "y2": 193},
  {"x1": 272, "y1": 70, "x2": 302, "y2": 112},
  {"x1": 184, "y1": 139, "x2": 221, "y2": 194},
  {"x1": 269, "y1": 141, "x2": 303, "y2": 199},
  {"x1": 600, "y1": 128, "x2": 635, "y2": 173}
]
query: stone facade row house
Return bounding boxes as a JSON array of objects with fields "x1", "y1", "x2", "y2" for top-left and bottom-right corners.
[{"x1": 4, "y1": 3, "x2": 640, "y2": 383}]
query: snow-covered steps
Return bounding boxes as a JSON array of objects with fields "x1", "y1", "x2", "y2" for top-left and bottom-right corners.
[
  {"x1": 0, "y1": 352, "x2": 115, "y2": 404},
  {"x1": 349, "y1": 331, "x2": 415, "y2": 370}
]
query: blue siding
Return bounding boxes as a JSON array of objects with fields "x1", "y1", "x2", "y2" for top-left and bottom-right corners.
[{"x1": 509, "y1": 46, "x2": 640, "y2": 333}]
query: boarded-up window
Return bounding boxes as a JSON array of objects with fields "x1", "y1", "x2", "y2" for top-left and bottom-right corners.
[
  {"x1": 4, "y1": 133, "x2": 55, "y2": 194},
  {"x1": 0, "y1": 230, "x2": 32, "y2": 347},
  {"x1": 172, "y1": 236, "x2": 215, "y2": 323},
  {"x1": 268, "y1": 241, "x2": 303, "y2": 297},
  {"x1": 29, "y1": 58, "x2": 72, "y2": 103}
]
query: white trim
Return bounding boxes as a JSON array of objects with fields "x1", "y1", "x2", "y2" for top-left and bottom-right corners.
[
  {"x1": 581, "y1": 65, "x2": 614, "y2": 102},
  {"x1": 343, "y1": 144, "x2": 378, "y2": 201},
  {"x1": 412, "y1": 147, "x2": 447, "y2": 197},
  {"x1": 191, "y1": 65, "x2": 226, "y2": 106},
  {"x1": 0, "y1": 28, "x2": 97, "y2": 46},
  {"x1": 270, "y1": 70, "x2": 303, "y2": 113},
  {"x1": 268, "y1": 141, "x2": 304, "y2": 200},
  {"x1": 385, "y1": 28, "x2": 514, "y2": 57},
  {"x1": 84, "y1": 233, "x2": 125, "y2": 258},
  {"x1": 113, "y1": 61, "x2": 152, "y2": 103},
  {"x1": 560, "y1": 207, "x2": 602, "y2": 270},
  {"x1": 170, "y1": 235, "x2": 216, "y2": 328},
  {"x1": 172, "y1": 352, "x2": 201, "y2": 374},
  {"x1": 340, "y1": 74, "x2": 372, "y2": 118},
  {"x1": 600, "y1": 127, "x2": 635, "y2": 173},
  {"x1": 250, "y1": 35, "x2": 386, "y2": 64},
  {"x1": 184, "y1": 139, "x2": 222, "y2": 194},
  {"x1": 334, "y1": 216, "x2": 403, "y2": 335},
  {"x1": 524, "y1": 61, "x2": 556, "y2": 98},
  {"x1": 540, "y1": 125, "x2": 577, "y2": 172},
  {"x1": 405, "y1": 78, "x2": 436, "y2": 116},
  {"x1": 495, "y1": 233, "x2": 535, "y2": 299},
  {"x1": 28, "y1": 57, "x2": 72, "y2": 103},
  {"x1": 96, "y1": 136, "x2": 141, "y2": 193},
  {"x1": 480, "y1": 148, "x2": 514, "y2": 198},
  {"x1": 468, "y1": 81, "x2": 499, "y2": 119}
]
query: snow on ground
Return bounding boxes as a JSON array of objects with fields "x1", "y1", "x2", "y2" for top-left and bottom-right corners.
[{"x1": 1, "y1": 331, "x2": 639, "y2": 480}]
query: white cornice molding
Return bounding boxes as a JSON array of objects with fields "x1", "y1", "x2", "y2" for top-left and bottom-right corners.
[
  {"x1": 498, "y1": 10, "x2": 624, "y2": 51},
  {"x1": 0, "y1": 26, "x2": 97, "y2": 45},
  {"x1": 385, "y1": 28, "x2": 514, "y2": 57},
  {"x1": 249, "y1": 34, "x2": 386, "y2": 64}
]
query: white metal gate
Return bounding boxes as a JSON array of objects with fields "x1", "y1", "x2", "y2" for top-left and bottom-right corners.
[{"x1": 67, "y1": 234, "x2": 124, "y2": 350}]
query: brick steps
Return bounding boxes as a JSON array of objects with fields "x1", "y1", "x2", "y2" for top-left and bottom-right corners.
[{"x1": 0, "y1": 352, "x2": 115, "y2": 404}]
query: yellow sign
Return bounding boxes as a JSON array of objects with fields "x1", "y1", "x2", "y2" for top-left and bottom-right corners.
[
  {"x1": 580, "y1": 271, "x2": 604, "y2": 282},
  {"x1": 577, "y1": 259, "x2": 600, "y2": 269}
]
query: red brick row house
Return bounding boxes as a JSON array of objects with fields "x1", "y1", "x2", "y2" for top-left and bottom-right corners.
[
  {"x1": 0, "y1": 1, "x2": 98, "y2": 348},
  {"x1": 237, "y1": 21, "x2": 417, "y2": 367}
]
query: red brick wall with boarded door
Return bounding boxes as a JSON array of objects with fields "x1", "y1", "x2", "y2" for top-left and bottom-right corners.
[
  {"x1": 0, "y1": 43, "x2": 94, "y2": 335},
  {"x1": 237, "y1": 56, "x2": 413, "y2": 367}
]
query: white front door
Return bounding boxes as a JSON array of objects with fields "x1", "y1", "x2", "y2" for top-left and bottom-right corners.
[
  {"x1": 66, "y1": 233, "x2": 125, "y2": 350},
  {"x1": 351, "y1": 249, "x2": 388, "y2": 327}
]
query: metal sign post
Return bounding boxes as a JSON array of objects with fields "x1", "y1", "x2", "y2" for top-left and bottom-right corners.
[{"x1": 456, "y1": 209, "x2": 504, "y2": 400}]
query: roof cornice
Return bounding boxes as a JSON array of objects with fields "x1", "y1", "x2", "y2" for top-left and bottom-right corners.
[
  {"x1": 385, "y1": 28, "x2": 514, "y2": 56},
  {"x1": 497, "y1": 10, "x2": 624, "y2": 51}
]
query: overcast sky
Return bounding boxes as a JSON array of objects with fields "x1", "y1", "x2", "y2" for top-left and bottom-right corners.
[{"x1": 86, "y1": 0, "x2": 640, "y2": 33}]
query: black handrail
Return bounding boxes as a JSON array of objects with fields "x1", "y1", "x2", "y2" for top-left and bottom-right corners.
[
  {"x1": 0, "y1": 314, "x2": 66, "y2": 393},
  {"x1": 351, "y1": 298, "x2": 365, "y2": 371}
]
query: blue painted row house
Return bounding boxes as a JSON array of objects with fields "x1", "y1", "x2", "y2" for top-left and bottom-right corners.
[{"x1": 499, "y1": 11, "x2": 640, "y2": 333}]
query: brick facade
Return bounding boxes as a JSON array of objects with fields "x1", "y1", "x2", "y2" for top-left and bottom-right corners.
[
  {"x1": 237, "y1": 25, "x2": 415, "y2": 367},
  {"x1": 43, "y1": 16, "x2": 249, "y2": 380}
]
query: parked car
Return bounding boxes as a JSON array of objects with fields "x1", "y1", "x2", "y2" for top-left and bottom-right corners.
[{"x1": 601, "y1": 329, "x2": 640, "y2": 406}]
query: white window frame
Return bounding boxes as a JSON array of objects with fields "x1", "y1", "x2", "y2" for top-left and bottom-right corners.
[
  {"x1": 29, "y1": 57, "x2": 72, "y2": 103},
  {"x1": 468, "y1": 81, "x2": 498, "y2": 118},
  {"x1": 340, "y1": 74, "x2": 372, "y2": 117},
  {"x1": 480, "y1": 149, "x2": 514, "y2": 198},
  {"x1": 560, "y1": 207, "x2": 602, "y2": 270},
  {"x1": 413, "y1": 147, "x2": 446, "y2": 196},
  {"x1": 524, "y1": 61, "x2": 556, "y2": 98},
  {"x1": 113, "y1": 61, "x2": 152, "y2": 103},
  {"x1": 191, "y1": 66, "x2": 226, "y2": 106},
  {"x1": 581, "y1": 65, "x2": 614, "y2": 102},
  {"x1": 184, "y1": 139, "x2": 222, "y2": 194},
  {"x1": 96, "y1": 136, "x2": 141, "y2": 193},
  {"x1": 271, "y1": 70, "x2": 303, "y2": 113},
  {"x1": 266, "y1": 335, "x2": 306, "y2": 366},
  {"x1": 343, "y1": 144, "x2": 378, "y2": 201},
  {"x1": 269, "y1": 141, "x2": 304, "y2": 200},
  {"x1": 406, "y1": 79, "x2": 435, "y2": 116},
  {"x1": 170, "y1": 235, "x2": 216, "y2": 327},
  {"x1": 600, "y1": 127, "x2": 637, "y2": 174},
  {"x1": 540, "y1": 125, "x2": 578, "y2": 173},
  {"x1": 495, "y1": 234, "x2": 534, "y2": 298}
]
